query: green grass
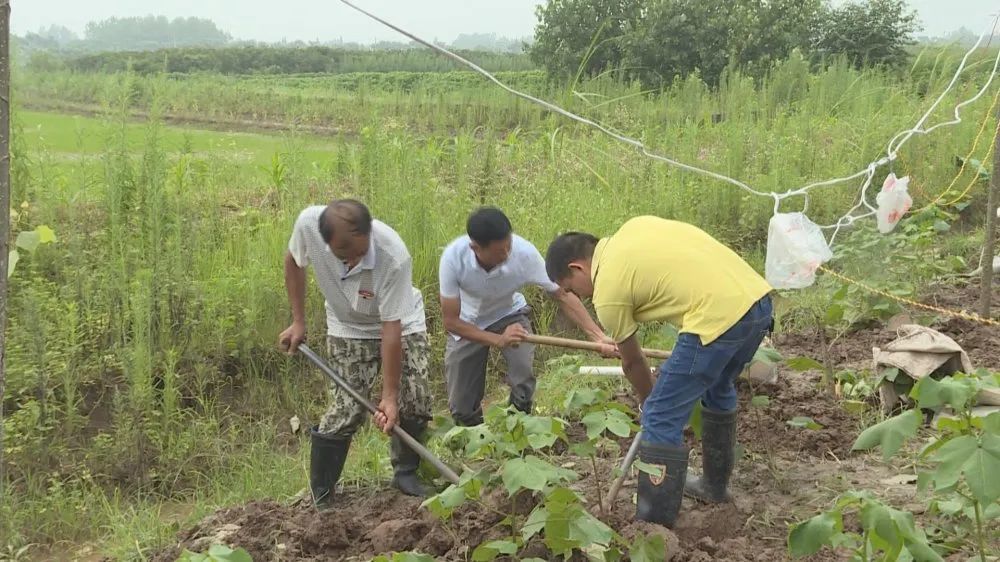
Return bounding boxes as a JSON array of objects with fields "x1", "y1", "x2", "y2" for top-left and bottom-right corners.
[{"x1": 18, "y1": 110, "x2": 340, "y2": 168}]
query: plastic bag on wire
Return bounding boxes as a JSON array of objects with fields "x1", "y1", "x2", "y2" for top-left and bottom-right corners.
[
  {"x1": 876, "y1": 173, "x2": 913, "y2": 234},
  {"x1": 765, "y1": 212, "x2": 833, "y2": 289}
]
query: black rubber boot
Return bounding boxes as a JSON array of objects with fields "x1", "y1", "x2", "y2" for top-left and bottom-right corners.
[
  {"x1": 391, "y1": 418, "x2": 432, "y2": 497},
  {"x1": 310, "y1": 426, "x2": 350, "y2": 511},
  {"x1": 635, "y1": 442, "x2": 689, "y2": 528},
  {"x1": 452, "y1": 410, "x2": 484, "y2": 427},
  {"x1": 685, "y1": 407, "x2": 737, "y2": 503},
  {"x1": 509, "y1": 396, "x2": 532, "y2": 415}
]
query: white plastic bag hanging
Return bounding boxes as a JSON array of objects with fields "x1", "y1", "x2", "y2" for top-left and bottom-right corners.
[
  {"x1": 876, "y1": 173, "x2": 913, "y2": 234},
  {"x1": 765, "y1": 212, "x2": 833, "y2": 289}
]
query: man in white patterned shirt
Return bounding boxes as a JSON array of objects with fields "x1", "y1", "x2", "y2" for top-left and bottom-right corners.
[{"x1": 279, "y1": 199, "x2": 434, "y2": 508}]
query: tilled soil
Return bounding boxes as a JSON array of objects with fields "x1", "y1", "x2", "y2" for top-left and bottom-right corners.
[
  {"x1": 153, "y1": 304, "x2": 999, "y2": 561},
  {"x1": 153, "y1": 370, "x2": 874, "y2": 562}
]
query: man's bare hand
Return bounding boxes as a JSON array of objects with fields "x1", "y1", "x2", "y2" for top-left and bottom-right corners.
[
  {"x1": 374, "y1": 396, "x2": 399, "y2": 435},
  {"x1": 278, "y1": 322, "x2": 306, "y2": 354},
  {"x1": 593, "y1": 333, "x2": 620, "y2": 358},
  {"x1": 495, "y1": 323, "x2": 529, "y2": 348}
]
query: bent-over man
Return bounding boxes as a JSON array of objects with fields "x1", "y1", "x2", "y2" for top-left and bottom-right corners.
[
  {"x1": 439, "y1": 206, "x2": 613, "y2": 426},
  {"x1": 545, "y1": 216, "x2": 773, "y2": 528},
  {"x1": 279, "y1": 199, "x2": 434, "y2": 508}
]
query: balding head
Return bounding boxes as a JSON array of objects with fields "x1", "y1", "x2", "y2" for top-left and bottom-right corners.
[
  {"x1": 319, "y1": 199, "x2": 372, "y2": 243},
  {"x1": 318, "y1": 198, "x2": 373, "y2": 264}
]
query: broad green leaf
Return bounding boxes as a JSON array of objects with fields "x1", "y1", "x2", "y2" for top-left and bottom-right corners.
[
  {"x1": 931, "y1": 435, "x2": 978, "y2": 490},
  {"x1": 925, "y1": 433, "x2": 1000, "y2": 505},
  {"x1": 633, "y1": 460, "x2": 663, "y2": 479},
  {"x1": 786, "y1": 357, "x2": 825, "y2": 372},
  {"x1": 825, "y1": 303, "x2": 845, "y2": 325},
  {"x1": 501, "y1": 456, "x2": 572, "y2": 496},
  {"x1": 860, "y1": 501, "x2": 905, "y2": 558},
  {"x1": 788, "y1": 511, "x2": 840, "y2": 556},
  {"x1": 543, "y1": 501, "x2": 614, "y2": 557},
  {"x1": 933, "y1": 498, "x2": 965, "y2": 516},
  {"x1": 751, "y1": 395, "x2": 771, "y2": 408},
  {"x1": 982, "y1": 412, "x2": 1000, "y2": 433},
  {"x1": 582, "y1": 409, "x2": 634, "y2": 440},
  {"x1": 564, "y1": 389, "x2": 606, "y2": 413},
  {"x1": 963, "y1": 433, "x2": 1000, "y2": 505},
  {"x1": 934, "y1": 416, "x2": 968, "y2": 433},
  {"x1": 15, "y1": 230, "x2": 40, "y2": 252},
  {"x1": 628, "y1": 534, "x2": 666, "y2": 562},
  {"x1": 911, "y1": 376, "x2": 978, "y2": 411},
  {"x1": 7, "y1": 249, "x2": 18, "y2": 278},
  {"x1": 880, "y1": 367, "x2": 900, "y2": 383},
  {"x1": 420, "y1": 483, "x2": 468, "y2": 519},
  {"x1": 753, "y1": 346, "x2": 783, "y2": 365},
  {"x1": 787, "y1": 416, "x2": 823, "y2": 430},
  {"x1": 852, "y1": 409, "x2": 922, "y2": 460},
  {"x1": 932, "y1": 220, "x2": 950, "y2": 233},
  {"x1": 35, "y1": 225, "x2": 56, "y2": 244},
  {"x1": 521, "y1": 506, "x2": 548, "y2": 541},
  {"x1": 570, "y1": 440, "x2": 597, "y2": 457},
  {"x1": 527, "y1": 432, "x2": 559, "y2": 450},
  {"x1": 471, "y1": 539, "x2": 518, "y2": 561},
  {"x1": 502, "y1": 456, "x2": 555, "y2": 495}
]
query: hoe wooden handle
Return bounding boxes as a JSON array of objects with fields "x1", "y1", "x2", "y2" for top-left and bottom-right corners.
[
  {"x1": 523, "y1": 334, "x2": 671, "y2": 360},
  {"x1": 298, "y1": 344, "x2": 461, "y2": 485}
]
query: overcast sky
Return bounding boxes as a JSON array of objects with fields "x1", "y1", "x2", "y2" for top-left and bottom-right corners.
[{"x1": 11, "y1": 0, "x2": 1000, "y2": 44}]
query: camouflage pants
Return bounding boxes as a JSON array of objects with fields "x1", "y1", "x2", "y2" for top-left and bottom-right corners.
[{"x1": 317, "y1": 331, "x2": 433, "y2": 439}]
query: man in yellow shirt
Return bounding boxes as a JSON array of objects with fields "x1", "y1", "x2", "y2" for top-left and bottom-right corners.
[{"x1": 545, "y1": 216, "x2": 773, "y2": 528}]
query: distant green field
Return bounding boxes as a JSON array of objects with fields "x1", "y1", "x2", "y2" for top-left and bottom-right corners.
[{"x1": 17, "y1": 109, "x2": 340, "y2": 166}]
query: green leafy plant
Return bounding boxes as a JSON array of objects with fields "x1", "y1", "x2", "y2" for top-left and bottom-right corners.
[
  {"x1": 790, "y1": 372, "x2": 1000, "y2": 561},
  {"x1": 789, "y1": 490, "x2": 942, "y2": 561},
  {"x1": 7, "y1": 223, "x2": 56, "y2": 278},
  {"x1": 424, "y1": 397, "x2": 665, "y2": 561}
]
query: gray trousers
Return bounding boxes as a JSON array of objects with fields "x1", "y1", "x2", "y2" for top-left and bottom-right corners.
[{"x1": 445, "y1": 309, "x2": 535, "y2": 426}]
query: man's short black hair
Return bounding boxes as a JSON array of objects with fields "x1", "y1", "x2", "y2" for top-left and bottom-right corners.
[
  {"x1": 318, "y1": 198, "x2": 372, "y2": 243},
  {"x1": 466, "y1": 206, "x2": 513, "y2": 246},
  {"x1": 545, "y1": 232, "x2": 599, "y2": 282}
]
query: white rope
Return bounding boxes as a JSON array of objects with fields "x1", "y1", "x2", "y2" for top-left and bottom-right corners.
[
  {"x1": 339, "y1": 0, "x2": 1000, "y2": 230},
  {"x1": 885, "y1": 21, "x2": 1000, "y2": 160}
]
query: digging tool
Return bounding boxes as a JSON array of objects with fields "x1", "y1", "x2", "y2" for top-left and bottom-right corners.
[
  {"x1": 523, "y1": 334, "x2": 671, "y2": 360},
  {"x1": 297, "y1": 344, "x2": 461, "y2": 486},
  {"x1": 603, "y1": 429, "x2": 643, "y2": 513}
]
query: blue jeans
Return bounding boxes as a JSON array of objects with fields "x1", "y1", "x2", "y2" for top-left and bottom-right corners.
[{"x1": 641, "y1": 295, "x2": 773, "y2": 446}]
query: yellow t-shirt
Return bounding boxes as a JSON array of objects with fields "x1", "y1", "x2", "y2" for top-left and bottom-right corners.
[{"x1": 592, "y1": 216, "x2": 772, "y2": 345}]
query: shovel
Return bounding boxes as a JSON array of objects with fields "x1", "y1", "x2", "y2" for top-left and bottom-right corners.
[{"x1": 298, "y1": 344, "x2": 461, "y2": 485}]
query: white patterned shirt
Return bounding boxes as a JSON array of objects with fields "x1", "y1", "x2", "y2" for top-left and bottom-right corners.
[
  {"x1": 288, "y1": 206, "x2": 426, "y2": 339},
  {"x1": 439, "y1": 234, "x2": 558, "y2": 338}
]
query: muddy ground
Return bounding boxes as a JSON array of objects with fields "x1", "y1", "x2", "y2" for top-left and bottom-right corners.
[
  {"x1": 154, "y1": 297, "x2": 998, "y2": 562},
  {"x1": 152, "y1": 374, "x2": 905, "y2": 562}
]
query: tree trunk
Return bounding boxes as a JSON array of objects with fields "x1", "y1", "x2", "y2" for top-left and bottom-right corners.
[{"x1": 0, "y1": 0, "x2": 11, "y2": 498}]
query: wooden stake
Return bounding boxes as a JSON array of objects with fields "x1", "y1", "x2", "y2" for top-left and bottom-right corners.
[{"x1": 981, "y1": 100, "x2": 1000, "y2": 317}]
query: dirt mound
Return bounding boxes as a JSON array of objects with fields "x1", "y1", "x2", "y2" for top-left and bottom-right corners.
[{"x1": 151, "y1": 491, "x2": 504, "y2": 562}]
